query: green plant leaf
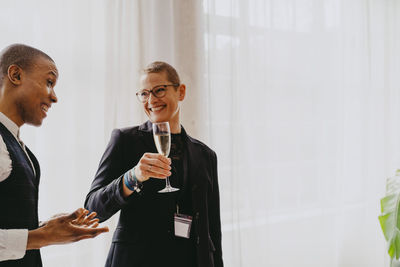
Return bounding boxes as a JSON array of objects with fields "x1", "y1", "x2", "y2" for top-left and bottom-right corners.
[{"x1": 379, "y1": 170, "x2": 400, "y2": 260}]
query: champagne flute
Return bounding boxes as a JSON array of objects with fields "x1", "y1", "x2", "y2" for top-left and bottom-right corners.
[{"x1": 152, "y1": 122, "x2": 179, "y2": 193}]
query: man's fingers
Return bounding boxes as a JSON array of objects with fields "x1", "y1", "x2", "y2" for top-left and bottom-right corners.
[
  {"x1": 86, "y1": 212, "x2": 97, "y2": 220},
  {"x1": 73, "y1": 231, "x2": 105, "y2": 242},
  {"x1": 66, "y1": 208, "x2": 86, "y2": 221},
  {"x1": 76, "y1": 211, "x2": 87, "y2": 221},
  {"x1": 85, "y1": 218, "x2": 100, "y2": 227},
  {"x1": 71, "y1": 211, "x2": 99, "y2": 227},
  {"x1": 67, "y1": 225, "x2": 109, "y2": 242},
  {"x1": 73, "y1": 209, "x2": 90, "y2": 225},
  {"x1": 79, "y1": 212, "x2": 98, "y2": 226},
  {"x1": 74, "y1": 226, "x2": 109, "y2": 237},
  {"x1": 90, "y1": 222, "x2": 99, "y2": 228}
]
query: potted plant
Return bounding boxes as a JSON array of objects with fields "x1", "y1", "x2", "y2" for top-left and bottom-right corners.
[{"x1": 379, "y1": 169, "x2": 400, "y2": 267}]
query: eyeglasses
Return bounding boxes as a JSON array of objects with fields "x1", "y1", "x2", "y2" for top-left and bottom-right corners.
[{"x1": 136, "y1": 84, "x2": 179, "y2": 103}]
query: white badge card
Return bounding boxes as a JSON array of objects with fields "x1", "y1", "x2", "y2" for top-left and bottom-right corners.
[{"x1": 174, "y1": 213, "x2": 192, "y2": 238}]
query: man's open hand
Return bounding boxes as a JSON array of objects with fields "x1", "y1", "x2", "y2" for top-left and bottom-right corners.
[{"x1": 27, "y1": 208, "x2": 109, "y2": 250}]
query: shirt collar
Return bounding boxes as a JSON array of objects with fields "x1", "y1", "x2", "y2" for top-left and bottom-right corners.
[
  {"x1": 138, "y1": 120, "x2": 190, "y2": 143},
  {"x1": 0, "y1": 112, "x2": 20, "y2": 140},
  {"x1": 138, "y1": 120, "x2": 185, "y2": 135}
]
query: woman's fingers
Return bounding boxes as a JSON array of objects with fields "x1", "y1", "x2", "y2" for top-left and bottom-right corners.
[{"x1": 137, "y1": 153, "x2": 171, "y2": 180}]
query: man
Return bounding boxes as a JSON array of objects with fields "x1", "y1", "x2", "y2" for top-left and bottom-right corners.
[
  {"x1": 0, "y1": 44, "x2": 109, "y2": 266},
  {"x1": 85, "y1": 61, "x2": 223, "y2": 267}
]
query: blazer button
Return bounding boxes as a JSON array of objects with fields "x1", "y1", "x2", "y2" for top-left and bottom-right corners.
[{"x1": 195, "y1": 212, "x2": 200, "y2": 220}]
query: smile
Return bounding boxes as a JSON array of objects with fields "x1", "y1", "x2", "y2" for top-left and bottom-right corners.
[
  {"x1": 149, "y1": 105, "x2": 165, "y2": 112},
  {"x1": 41, "y1": 104, "x2": 49, "y2": 113}
]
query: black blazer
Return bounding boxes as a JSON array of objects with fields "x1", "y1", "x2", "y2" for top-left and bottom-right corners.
[{"x1": 85, "y1": 121, "x2": 223, "y2": 267}]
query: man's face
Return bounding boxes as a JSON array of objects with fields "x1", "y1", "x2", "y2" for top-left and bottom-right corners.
[
  {"x1": 16, "y1": 56, "x2": 58, "y2": 126},
  {"x1": 139, "y1": 71, "x2": 184, "y2": 125}
]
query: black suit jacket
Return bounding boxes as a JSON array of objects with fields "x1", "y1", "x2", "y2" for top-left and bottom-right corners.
[{"x1": 85, "y1": 121, "x2": 223, "y2": 267}]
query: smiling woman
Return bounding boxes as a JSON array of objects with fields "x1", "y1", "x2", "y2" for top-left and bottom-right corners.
[
  {"x1": 83, "y1": 61, "x2": 222, "y2": 267},
  {"x1": 139, "y1": 65, "x2": 185, "y2": 133}
]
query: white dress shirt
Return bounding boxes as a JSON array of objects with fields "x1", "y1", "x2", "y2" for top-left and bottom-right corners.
[
  {"x1": 0, "y1": 229, "x2": 28, "y2": 261},
  {"x1": 0, "y1": 112, "x2": 29, "y2": 261}
]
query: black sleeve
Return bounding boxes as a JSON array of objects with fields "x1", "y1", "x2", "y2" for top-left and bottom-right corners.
[
  {"x1": 84, "y1": 129, "x2": 131, "y2": 222},
  {"x1": 208, "y1": 150, "x2": 224, "y2": 267}
]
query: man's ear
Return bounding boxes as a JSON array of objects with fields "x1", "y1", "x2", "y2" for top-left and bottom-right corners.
[
  {"x1": 178, "y1": 84, "x2": 186, "y2": 101},
  {"x1": 7, "y1": 65, "x2": 22, "y2": 85}
]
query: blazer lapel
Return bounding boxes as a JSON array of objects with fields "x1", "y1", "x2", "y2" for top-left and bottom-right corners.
[
  {"x1": 182, "y1": 142, "x2": 189, "y2": 190},
  {"x1": 138, "y1": 121, "x2": 158, "y2": 153},
  {"x1": 184, "y1": 136, "x2": 201, "y2": 192}
]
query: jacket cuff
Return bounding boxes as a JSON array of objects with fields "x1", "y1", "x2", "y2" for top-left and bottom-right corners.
[{"x1": 114, "y1": 176, "x2": 131, "y2": 206}]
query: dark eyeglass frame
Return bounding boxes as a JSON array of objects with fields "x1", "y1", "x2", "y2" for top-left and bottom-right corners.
[{"x1": 136, "y1": 84, "x2": 180, "y2": 103}]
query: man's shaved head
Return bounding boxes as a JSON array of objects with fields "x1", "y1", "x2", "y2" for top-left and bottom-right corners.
[{"x1": 0, "y1": 44, "x2": 54, "y2": 88}]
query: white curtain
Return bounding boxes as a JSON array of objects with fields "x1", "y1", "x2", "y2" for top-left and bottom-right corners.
[
  {"x1": 0, "y1": 0, "x2": 399, "y2": 266},
  {"x1": 202, "y1": 0, "x2": 395, "y2": 266}
]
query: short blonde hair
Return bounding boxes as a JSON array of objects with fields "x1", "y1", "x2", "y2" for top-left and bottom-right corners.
[{"x1": 142, "y1": 61, "x2": 180, "y2": 85}]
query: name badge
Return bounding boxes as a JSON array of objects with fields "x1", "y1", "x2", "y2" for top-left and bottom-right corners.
[{"x1": 174, "y1": 213, "x2": 192, "y2": 239}]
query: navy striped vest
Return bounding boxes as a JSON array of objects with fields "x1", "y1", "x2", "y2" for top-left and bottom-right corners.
[{"x1": 0, "y1": 123, "x2": 42, "y2": 266}]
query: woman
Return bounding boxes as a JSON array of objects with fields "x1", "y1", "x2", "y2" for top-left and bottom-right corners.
[{"x1": 85, "y1": 61, "x2": 223, "y2": 267}]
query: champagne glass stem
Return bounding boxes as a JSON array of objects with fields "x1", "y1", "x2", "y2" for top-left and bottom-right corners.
[{"x1": 165, "y1": 177, "x2": 172, "y2": 189}]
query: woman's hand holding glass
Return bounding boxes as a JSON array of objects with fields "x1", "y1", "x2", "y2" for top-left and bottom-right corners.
[{"x1": 134, "y1": 152, "x2": 171, "y2": 182}]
